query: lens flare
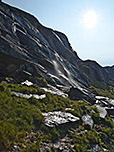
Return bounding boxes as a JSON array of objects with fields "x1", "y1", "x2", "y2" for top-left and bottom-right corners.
[{"x1": 83, "y1": 10, "x2": 98, "y2": 28}]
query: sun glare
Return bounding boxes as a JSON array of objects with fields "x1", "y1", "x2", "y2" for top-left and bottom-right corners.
[{"x1": 83, "y1": 10, "x2": 98, "y2": 28}]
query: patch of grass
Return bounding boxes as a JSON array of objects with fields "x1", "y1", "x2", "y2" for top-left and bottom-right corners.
[{"x1": 90, "y1": 85, "x2": 114, "y2": 98}]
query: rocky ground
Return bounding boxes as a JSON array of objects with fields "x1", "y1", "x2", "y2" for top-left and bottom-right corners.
[{"x1": 0, "y1": 80, "x2": 114, "y2": 151}]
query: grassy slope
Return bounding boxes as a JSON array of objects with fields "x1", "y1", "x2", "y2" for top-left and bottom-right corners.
[{"x1": 0, "y1": 83, "x2": 114, "y2": 151}]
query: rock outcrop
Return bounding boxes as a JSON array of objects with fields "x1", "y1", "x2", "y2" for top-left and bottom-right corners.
[
  {"x1": 105, "y1": 108, "x2": 114, "y2": 117},
  {"x1": 0, "y1": 2, "x2": 113, "y2": 100},
  {"x1": 68, "y1": 86, "x2": 95, "y2": 103},
  {"x1": 42, "y1": 111, "x2": 80, "y2": 127}
]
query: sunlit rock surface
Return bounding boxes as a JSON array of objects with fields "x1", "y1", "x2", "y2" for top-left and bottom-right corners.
[
  {"x1": 42, "y1": 84, "x2": 68, "y2": 98},
  {"x1": 90, "y1": 144, "x2": 108, "y2": 152},
  {"x1": 21, "y1": 80, "x2": 33, "y2": 86},
  {"x1": 96, "y1": 96, "x2": 114, "y2": 106},
  {"x1": 40, "y1": 136, "x2": 74, "y2": 152},
  {"x1": 95, "y1": 96, "x2": 114, "y2": 118},
  {"x1": 42, "y1": 111, "x2": 80, "y2": 127},
  {"x1": 82, "y1": 114, "x2": 94, "y2": 127},
  {"x1": 96, "y1": 105, "x2": 107, "y2": 118},
  {"x1": 11, "y1": 91, "x2": 46, "y2": 99}
]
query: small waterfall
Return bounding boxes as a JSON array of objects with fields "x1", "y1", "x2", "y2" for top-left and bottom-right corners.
[{"x1": 53, "y1": 59, "x2": 80, "y2": 88}]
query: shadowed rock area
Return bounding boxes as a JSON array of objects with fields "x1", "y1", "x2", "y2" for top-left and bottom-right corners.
[{"x1": 104, "y1": 65, "x2": 114, "y2": 79}]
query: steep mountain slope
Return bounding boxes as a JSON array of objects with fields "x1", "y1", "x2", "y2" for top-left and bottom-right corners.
[
  {"x1": 104, "y1": 65, "x2": 114, "y2": 79},
  {"x1": 0, "y1": 2, "x2": 113, "y2": 91}
]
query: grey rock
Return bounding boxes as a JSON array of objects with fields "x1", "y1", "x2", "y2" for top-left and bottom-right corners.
[
  {"x1": 42, "y1": 111, "x2": 80, "y2": 127},
  {"x1": 105, "y1": 108, "x2": 114, "y2": 117},
  {"x1": 82, "y1": 114, "x2": 94, "y2": 127},
  {"x1": 21, "y1": 80, "x2": 33, "y2": 86},
  {"x1": 11, "y1": 91, "x2": 46, "y2": 99},
  {"x1": 96, "y1": 105, "x2": 107, "y2": 118},
  {"x1": 90, "y1": 144, "x2": 108, "y2": 152},
  {"x1": 68, "y1": 86, "x2": 95, "y2": 103},
  {"x1": 42, "y1": 84, "x2": 68, "y2": 98},
  {"x1": 95, "y1": 96, "x2": 114, "y2": 118},
  {"x1": 96, "y1": 96, "x2": 114, "y2": 107}
]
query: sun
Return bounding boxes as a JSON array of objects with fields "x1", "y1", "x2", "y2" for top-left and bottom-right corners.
[{"x1": 83, "y1": 10, "x2": 98, "y2": 28}]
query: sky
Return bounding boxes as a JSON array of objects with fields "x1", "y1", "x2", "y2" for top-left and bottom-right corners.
[{"x1": 3, "y1": 0, "x2": 114, "y2": 66}]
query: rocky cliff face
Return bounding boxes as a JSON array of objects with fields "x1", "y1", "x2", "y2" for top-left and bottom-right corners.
[
  {"x1": 104, "y1": 65, "x2": 114, "y2": 79},
  {"x1": 0, "y1": 2, "x2": 113, "y2": 90}
]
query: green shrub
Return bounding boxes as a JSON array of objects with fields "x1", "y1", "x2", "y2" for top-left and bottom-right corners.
[
  {"x1": 74, "y1": 144, "x2": 86, "y2": 152},
  {"x1": 83, "y1": 124, "x2": 91, "y2": 130},
  {"x1": 50, "y1": 128, "x2": 60, "y2": 142},
  {"x1": 100, "y1": 133, "x2": 108, "y2": 143}
]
